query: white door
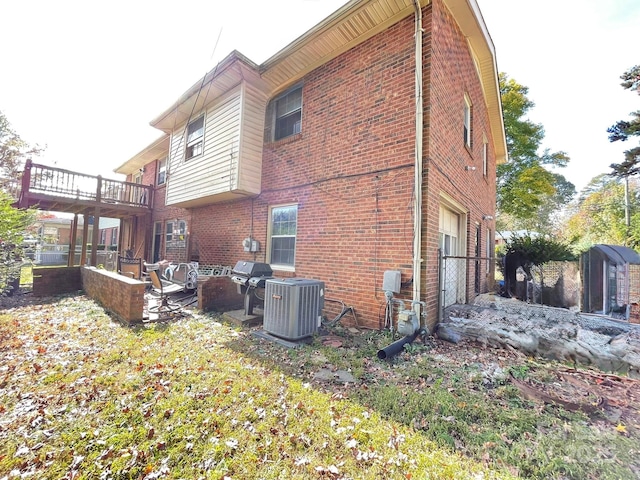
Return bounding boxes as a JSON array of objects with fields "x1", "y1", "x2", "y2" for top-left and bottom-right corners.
[{"x1": 439, "y1": 206, "x2": 464, "y2": 307}]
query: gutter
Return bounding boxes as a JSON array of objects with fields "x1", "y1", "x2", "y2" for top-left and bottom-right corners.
[{"x1": 412, "y1": 0, "x2": 424, "y2": 326}]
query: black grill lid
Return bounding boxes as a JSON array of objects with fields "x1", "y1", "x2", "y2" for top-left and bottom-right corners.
[{"x1": 231, "y1": 260, "x2": 273, "y2": 277}]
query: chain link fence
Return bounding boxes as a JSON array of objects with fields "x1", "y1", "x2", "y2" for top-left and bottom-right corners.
[{"x1": 439, "y1": 253, "x2": 581, "y2": 322}]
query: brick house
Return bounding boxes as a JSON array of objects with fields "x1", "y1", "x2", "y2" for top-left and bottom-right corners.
[{"x1": 114, "y1": 0, "x2": 507, "y2": 331}]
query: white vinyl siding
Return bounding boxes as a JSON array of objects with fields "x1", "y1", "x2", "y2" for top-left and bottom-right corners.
[{"x1": 165, "y1": 83, "x2": 267, "y2": 207}]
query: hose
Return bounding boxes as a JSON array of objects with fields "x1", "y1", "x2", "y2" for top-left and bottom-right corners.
[{"x1": 376, "y1": 331, "x2": 419, "y2": 360}]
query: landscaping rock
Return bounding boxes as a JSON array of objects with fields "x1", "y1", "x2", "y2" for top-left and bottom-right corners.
[{"x1": 438, "y1": 295, "x2": 640, "y2": 378}]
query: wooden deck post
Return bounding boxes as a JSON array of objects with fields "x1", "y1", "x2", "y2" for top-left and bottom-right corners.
[
  {"x1": 68, "y1": 214, "x2": 78, "y2": 267},
  {"x1": 81, "y1": 214, "x2": 89, "y2": 266},
  {"x1": 90, "y1": 176, "x2": 102, "y2": 267}
]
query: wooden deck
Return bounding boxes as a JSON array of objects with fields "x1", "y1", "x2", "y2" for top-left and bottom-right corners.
[{"x1": 15, "y1": 161, "x2": 152, "y2": 219}]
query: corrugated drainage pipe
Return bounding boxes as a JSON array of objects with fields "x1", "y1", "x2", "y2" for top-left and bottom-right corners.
[{"x1": 377, "y1": 331, "x2": 419, "y2": 360}]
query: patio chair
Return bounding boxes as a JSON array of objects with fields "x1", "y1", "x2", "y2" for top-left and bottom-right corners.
[
  {"x1": 147, "y1": 269, "x2": 183, "y2": 315},
  {"x1": 118, "y1": 255, "x2": 143, "y2": 280}
]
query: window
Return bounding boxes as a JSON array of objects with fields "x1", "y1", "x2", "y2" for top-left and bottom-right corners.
[
  {"x1": 463, "y1": 94, "x2": 472, "y2": 148},
  {"x1": 185, "y1": 116, "x2": 204, "y2": 160},
  {"x1": 482, "y1": 134, "x2": 488, "y2": 177},
  {"x1": 100, "y1": 229, "x2": 107, "y2": 245},
  {"x1": 274, "y1": 86, "x2": 302, "y2": 141},
  {"x1": 269, "y1": 205, "x2": 297, "y2": 268},
  {"x1": 110, "y1": 228, "x2": 118, "y2": 247},
  {"x1": 152, "y1": 222, "x2": 163, "y2": 262},
  {"x1": 166, "y1": 220, "x2": 186, "y2": 243},
  {"x1": 486, "y1": 228, "x2": 492, "y2": 273},
  {"x1": 166, "y1": 221, "x2": 174, "y2": 243},
  {"x1": 157, "y1": 157, "x2": 167, "y2": 185}
]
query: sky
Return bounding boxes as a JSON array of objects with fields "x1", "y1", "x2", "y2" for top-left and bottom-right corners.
[{"x1": 0, "y1": 0, "x2": 639, "y2": 193}]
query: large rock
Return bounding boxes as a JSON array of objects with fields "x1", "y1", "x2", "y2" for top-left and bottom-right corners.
[{"x1": 438, "y1": 295, "x2": 640, "y2": 378}]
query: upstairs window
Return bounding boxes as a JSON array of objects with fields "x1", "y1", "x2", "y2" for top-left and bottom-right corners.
[
  {"x1": 463, "y1": 94, "x2": 472, "y2": 149},
  {"x1": 185, "y1": 116, "x2": 204, "y2": 160},
  {"x1": 157, "y1": 157, "x2": 167, "y2": 185},
  {"x1": 274, "y1": 86, "x2": 302, "y2": 141},
  {"x1": 482, "y1": 135, "x2": 488, "y2": 177}
]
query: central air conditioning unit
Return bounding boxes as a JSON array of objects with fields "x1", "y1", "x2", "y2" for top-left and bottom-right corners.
[{"x1": 264, "y1": 278, "x2": 325, "y2": 340}]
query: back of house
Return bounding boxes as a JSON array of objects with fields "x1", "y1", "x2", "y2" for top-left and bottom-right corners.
[{"x1": 115, "y1": 0, "x2": 506, "y2": 330}]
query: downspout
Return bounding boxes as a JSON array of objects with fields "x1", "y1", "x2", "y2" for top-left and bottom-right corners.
[
  {"x1": 412, "y1": 0, "x2": 424, "y2": 325},
  {"x1": 377, "y1": 0, "x2": 426, "y2": 361}
]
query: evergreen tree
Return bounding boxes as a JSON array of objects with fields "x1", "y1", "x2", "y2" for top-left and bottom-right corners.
[{"x1": 608, "y1": 65, "x2": 640, "y2": 177}]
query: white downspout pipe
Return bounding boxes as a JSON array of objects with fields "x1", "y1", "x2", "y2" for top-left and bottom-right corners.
[{"x1": 412, "y1": 0, "x2": 424, "y2": 325}]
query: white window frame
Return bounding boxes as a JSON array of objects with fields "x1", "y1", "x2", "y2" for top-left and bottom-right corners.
[
  {"x1": 273, "y1": 86, "x2": 302, "y2": 141},
  {"x1": 486, "y1": 227, "x2": 492, "y2": 274},
  {"x1": 166, "y1": 221, "x2": 174, "y2": 243},
  {"x1": 268, "y1": 204, "x2": 298, "y2": 271},
  {"x1": 463, "y1": 94, "x2": 472, "y2": 149},
  {"x1": 482, "y1": 134, "x2": 488, "y2": 177},
  {"x1": 185, "y1": 115, "x2": 204, "y2": 160},
  {"x1": 110, "y1": 228, "x2": 118, "y2": 247},
  {"x1": 157, "y1": 157, "x2": 167, "y2": 185}
]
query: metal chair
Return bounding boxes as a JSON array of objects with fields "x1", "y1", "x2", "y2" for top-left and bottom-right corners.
[
  {"x1": 117, "y1": 255, "x2": 143, "y2": 280},
  {"x1": 147, "y1": 269, "x2": 183, "y2": 315}
]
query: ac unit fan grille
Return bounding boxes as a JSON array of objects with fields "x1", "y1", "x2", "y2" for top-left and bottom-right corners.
[{"x1": 264, "y1": 279, "x2": 324, "y2": 340}]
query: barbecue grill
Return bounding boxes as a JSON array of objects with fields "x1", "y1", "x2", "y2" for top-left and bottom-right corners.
[{"x1": 230, "y1": 261, "x2": 273, "y2": 315}]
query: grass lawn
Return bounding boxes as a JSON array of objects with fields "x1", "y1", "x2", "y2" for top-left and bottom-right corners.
[{"x1": 0, "y1": 294, "x2": 638, "y2": 479}]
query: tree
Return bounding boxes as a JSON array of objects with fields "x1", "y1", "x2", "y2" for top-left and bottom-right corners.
[
  {"x1": 608, "y1": 65, "x2": 640, "y2": 177},
  {"x1": 0, "y1": 110, "x2": 43, "y2": 182},
  {"x1": 499, "y1": 232, "x2": 575, "y2": 298},
  {"x1": 0, "y1": 190, "x2": 36, "y2": 294},
  {"x1": 497, "y1": 74, "x2": 575, "y2": 231},
  {"x1": 0, "y1": 112, "x2": 41, "y2": 293},
  {"x1": 561, "y1": 175, "x2": 640, "y2": 250}
]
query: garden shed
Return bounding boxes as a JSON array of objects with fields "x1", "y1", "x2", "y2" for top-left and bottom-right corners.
[{"x1": 581, "y1": 244, "x2": 640, "y2": 321}]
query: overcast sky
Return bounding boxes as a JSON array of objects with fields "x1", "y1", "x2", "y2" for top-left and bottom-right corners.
[{"x1": 1, "y1": 0, "x2": 639, "y2": 193}]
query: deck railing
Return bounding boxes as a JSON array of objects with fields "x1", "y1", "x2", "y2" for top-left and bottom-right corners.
[{"x1": 20, "y1": 160, "x2": 151, "y2": 209}]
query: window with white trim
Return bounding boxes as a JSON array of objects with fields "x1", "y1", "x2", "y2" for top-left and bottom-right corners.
[
  {"x1": 185, "y1": 116, "x2": 204, "y2": 160},
  {"x1": 463, "y1": 94, "x2": 472, "y2": 148},
  {"x1": 486, "y1": 227, "x2": 493, "y2": 273},
  {"x1": 110, "y1": 228, "x2": 118, "y2": 246},
  {"x1": 166, "y1": 221, "x2": 174, "y2": 243},
  {"x1": 482, "y1": 134, "x2": 488, "y2": 177},
  {"x1": 273, "y1": 86, "x2": 302, "y2": 141},
  {"x1": 269, "y1": 205, "x2": 297, "y2": 268},
  {"x1": 157, "y1": 157, "x2": 167, "y2": 185}
]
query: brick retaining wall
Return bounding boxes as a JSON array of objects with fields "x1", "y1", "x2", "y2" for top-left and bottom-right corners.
[
  {"x1": 81, "y1": 267, "x2": 145, "y2": 323},
  {"x1": 197, "y1": 276, "x2": 242, "y2": 312},
  {"x1": 33, "y1": 267, "x2": 82, "y2": 297}
]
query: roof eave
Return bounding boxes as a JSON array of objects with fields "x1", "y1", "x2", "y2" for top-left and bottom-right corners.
[
  {"x1": 149, "y1": 51, "x2": 264, "y2": 133},
  {"x1": 114, "y1": 134, "x2": 170, "y2": 175}
]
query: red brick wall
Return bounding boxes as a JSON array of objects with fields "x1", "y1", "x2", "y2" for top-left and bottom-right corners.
[
  {"x1": 33, "y1": 267, "x2": 82, "y2": 297},
  {"x1": 422, "y1": 0, "x2": 497, "y2": 324},
  {"x1": 184, "y1": 14, "x2": 419, "y2": 330},
  {"x1": 133, "y1": 3, "x2": 498, "y2": 330},
  {"x1": 81, "y1": 267, "x2": 145, "y2": 323},
  {"x1": 197, "y1": 276, "x2": 243, "y2": 312},
  {"x1": 126, "y1": 161, "x2": 191, "y2": 263}
]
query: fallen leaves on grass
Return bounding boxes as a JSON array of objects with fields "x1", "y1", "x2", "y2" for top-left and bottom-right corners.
[{"x1": 0, "y1": 294, "x2": 502, "y2": 480}]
